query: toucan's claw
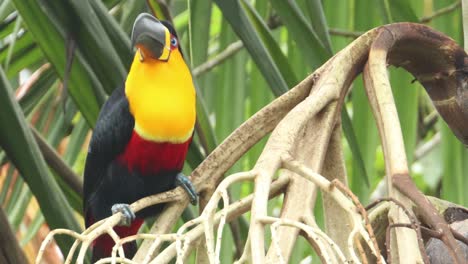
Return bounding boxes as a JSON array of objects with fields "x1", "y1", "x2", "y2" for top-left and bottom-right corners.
[
  {"x1": 176, "y1": 173, "x2": 198, "y2": 205},
  {"x1": 111, "y1": 203, "x2": 135, "y2": 226}
]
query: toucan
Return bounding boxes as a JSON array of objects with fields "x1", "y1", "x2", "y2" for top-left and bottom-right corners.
[{"x1": 83, "y1": 13, "x2": 198, "y2": 262}]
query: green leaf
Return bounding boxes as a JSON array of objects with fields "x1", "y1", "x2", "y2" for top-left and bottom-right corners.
[
  {"x1": 5, "y1": 172, "x2": 24, "y2": 213},
  {"x1": 0, "y1": 66, "x2": 81, "y2": 254},
  {"x1": 349, "y1": 0, "x2": 381, "y2": 202},
  {"x1": 194, "y1": 86, "x2": 218, "y2": 154},
  {"x1": 189, "y1": 0, "x2": 212, "y2": 67},
  {"x1": 64, "y1": 116, "x2": 89, "y2": 166},
  {"x1": 245, "y1": 56, "x2": 274, "y2": 171},
  {"x1": 5, "y1": 46, "x2": 43, "y2": 78},
  {"x1": 173, "y1": 10, "x2": 189, "y2": 34},
  {"x1": 387, "y1": 0, "x2": 419, "y2": 22},
  {"x1": 241, "y1": 0, "x2": 298, "y2": 87},
  {"x1": 18, "y1": 66, "x2": 56, "y2": 115},
  {"x1": 341, "y1": 108, "x2": 370, "y2": 187},
  {"x1": 186, "y1": 141, "x2": 205, "y2": 170},
  {"x1": 391, "y1": 68, "x2": 419, "y2": 164},
  {"x1": 269, "y1": 0, "x2": 330, "y2": 69},
  {"x1": 214, "y1": 21, "x2": 246, "y2": 152},
  {"x1": 3, "y1": 15, "x2": 22, "y2": 71},
  {"x1": 378, "y1": 0, "x2": 393, "y2": 24},
  {"x1": 119, "y1": 0, "x2": 146, "y2": 35},
  {"x1": 13, "y1": 0, "x2": 103, "y2": 126},
  {"x1": 441, "y1": 123, "x2": 468, "y2": 206},
  {"x1": 39, "y1": 0, "x2": 127, "y2": 93},
  {"x1": 0, "y1": 13, "x2": 18, "y2": 39},
  {"x1": 146, "y1": 0, "x2": 166, "y2": 20},
  {"x1": 214, "y1": 0, "x2": 289, "y2": 96},
  {"x1": 0, "y1": 0, "x2": 14, "y2": 22},
  {"x1": 0, "y1": 165, "x2": 15, "y2": 204},
  {"x1": 20, "y1": 212, "x2": 44, "y2": 246},
  {"x1": 188, "y1": 0, "x2": 218, "y2": 158},
  {"x1": 8, "y1": 185, "x2": 32, "y2": 230},
  {"x1": 90, "y1": 0, "x2": 133, "y2": 69},
  {"x1": 0, "y1": 32, "x2": 36, "y2": 65},
  {"x1": 426, "y1": 0, "x2": 466, "y2": 206},
  {"x1": 304, "y1": 0, "x2": 333, "y2": 54}
]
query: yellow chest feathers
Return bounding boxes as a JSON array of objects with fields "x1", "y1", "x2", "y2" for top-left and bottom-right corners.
[{"x1": 125, "y1": 50, "x2": 196, "y2": 143}]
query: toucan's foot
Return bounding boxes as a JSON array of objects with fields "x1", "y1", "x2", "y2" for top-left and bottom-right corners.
[
  {"x1": 175, "y1": 173, "x2": 198, "y2": 205},
  {"x1": 111, "y1": 203, "x2": 135, "y2": 226}
]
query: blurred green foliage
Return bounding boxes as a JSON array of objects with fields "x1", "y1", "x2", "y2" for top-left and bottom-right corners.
[{"x1": 0, "y1": 0, "x2": 465, "y2": 262}]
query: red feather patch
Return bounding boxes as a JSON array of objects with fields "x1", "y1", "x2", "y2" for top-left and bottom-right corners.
[
  {"x1": 92, "y1": 218, "x2": 144, "y2": 258},
  {"x1": 117, "y1": 131, "x2": 191, "y2": 175}
]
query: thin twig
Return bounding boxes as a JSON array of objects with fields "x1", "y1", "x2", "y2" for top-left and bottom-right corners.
[
  {"x1": 420, "y1": 0, "x2": 461, "y2": 23},
  {"x1": 259, "y1": 216, "x2": 346, "y2": 263},
  {"x1": 192, "y1": 28, "x2": 364, "y2": 78},
  {"x1": 15, "y1": 63, "x2": 50, "y2": 100},
  {"x1": 367, "y1": 198, "x2": 429, "y2": 264},
  {"x1": 151, "y1": 176, "x2": 289, "y2": 263},
  {"x1": 265, "y1": 101, "x2": 338, "y2": 262},
  {"x1": 418, "y1": 225, "x2": 468, "y2": 246},
  {"x1": 192, "y1": 41, "x2": 244, "y2": 77},
  {"x1": 414, "y1": 132, "x2": 441, "y2": 161},
  {"x1": 451, "y1": 226, "x2": 468, "y2": 246},
  {"x1": 95, "y1": 257, "x2": 138, "y2": 264},
  {"x1": 354, "y1": 235, "x2": 369, "y2": 264},
  {"x1": 176, "y1": 171, "x2": 255, "y2": 263},
  {"x1": 329, "y1": 28, "x2": 364, "y2": 38},
  {"x1": 332, "y1": 179, "x2": 382, "y2": 263},
  {"x1": 282, "y1": 155, "x2": 384, "y2": 263}
]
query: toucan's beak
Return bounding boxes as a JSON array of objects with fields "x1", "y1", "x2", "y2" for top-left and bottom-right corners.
[{"x1": 131, "y1": 13, "x2": 171, "y2": 61}]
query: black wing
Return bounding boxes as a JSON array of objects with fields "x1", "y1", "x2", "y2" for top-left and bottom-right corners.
[{"x1": 83, "y1": 85, "x2": 134, "y2": 225}]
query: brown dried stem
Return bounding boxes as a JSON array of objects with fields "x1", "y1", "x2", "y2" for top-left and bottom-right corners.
[
  {"x1": 37, "y1": 22, "x2": 468, "y2": 264},
  {"x1": 332, "y1": 179, "x2": 382, "y2": 264},
  {"x1": 366, "y1": 197, "x2": 429, "y2": 264},
  {"x1": 151, "y1": 176, "x2": 290, "y2": 263},
  {"x1": 254, "y1": 28, "x2": 380, "y2": 262},
  {"x1": 365, "y1": 23, "x2": 466, "y2": 264},
  {"x1": 385, "y1": 223, "x2": 429, "y2": 264}
]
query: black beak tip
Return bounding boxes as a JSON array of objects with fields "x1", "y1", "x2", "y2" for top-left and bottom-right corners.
[{"x1": 131, "y1": 13, "x2": 171, "y2": 60}]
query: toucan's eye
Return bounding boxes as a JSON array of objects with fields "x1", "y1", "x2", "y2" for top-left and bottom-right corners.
[{"x1": 170, "y1": 36, "x2": 178, "y2": 49}]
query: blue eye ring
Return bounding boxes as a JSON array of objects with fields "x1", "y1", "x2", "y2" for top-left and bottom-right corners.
[{"x1": 170, "y1": 36, "x2": 178, "y2": 47}]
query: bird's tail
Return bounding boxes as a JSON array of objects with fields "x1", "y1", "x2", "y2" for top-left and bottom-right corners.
[{"x1": 91, "y1": 218, "x2": 144, "y2": 263}]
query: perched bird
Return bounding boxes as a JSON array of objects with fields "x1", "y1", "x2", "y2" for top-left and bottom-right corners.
[{"x1": 83, "y1": 13, "x2": 197, "y2": 262}]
